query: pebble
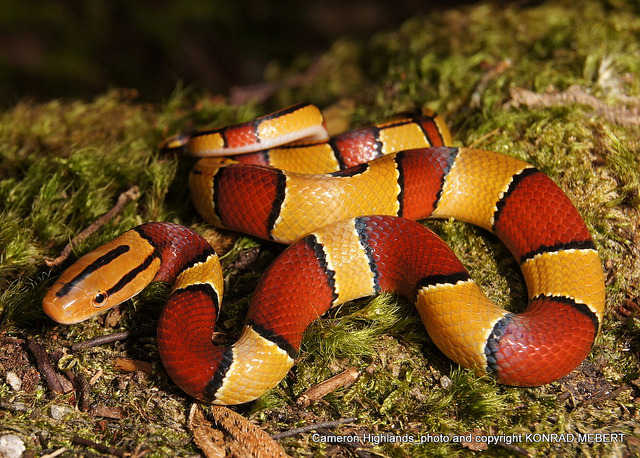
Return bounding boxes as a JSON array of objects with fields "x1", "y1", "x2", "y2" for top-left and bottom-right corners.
[
  {"x1": 50, "y1": 405, "x2": 75, "y2": 420},
  {"x1": 5, "y1": 372, "x2": 21, "y2": 391},
  {"x1": 0, "y1": 435, "x2": 25, "y2": 458},
  {"x1": 439, "y1": 375, "x2": 452, "y2": 389}
]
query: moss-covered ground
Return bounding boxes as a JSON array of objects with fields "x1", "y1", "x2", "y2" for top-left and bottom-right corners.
[{"x1": 1, "y1": 0, "x2": 639, "y2": 456}]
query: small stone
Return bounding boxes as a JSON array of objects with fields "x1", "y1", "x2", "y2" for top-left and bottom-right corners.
[
  {"x1": 439, "y1": 375, "x2": 452, "y2": 389},
  {"x1": 11, "y1": 402, "x2": 28, "y2": 413},
  {"x1": 5, "y1": 372, "x2": 21, "y2": 391},
  {"x1": 50, "y1": 405, "x2": 75, "y2": 420},
  {"x1": 0, "y1": 434, "x2": 26, "y2": 458}
]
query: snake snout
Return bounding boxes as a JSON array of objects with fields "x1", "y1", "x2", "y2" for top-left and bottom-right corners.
[{"x1": 42, "y1": 282, "x2": 102, "y2": 324}]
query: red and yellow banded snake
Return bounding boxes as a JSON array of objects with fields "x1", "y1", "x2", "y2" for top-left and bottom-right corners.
[{"x1": 43, "y1": 103, "x2": 605, "y2": 404}]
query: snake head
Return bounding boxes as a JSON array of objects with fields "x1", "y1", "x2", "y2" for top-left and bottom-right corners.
[
  {"x1": 43, "y1": 231, "x2": 161, "y2": 324},
  {"x1": 43, "y1": 259, "x2": 113, "y2": 324},
  {"x1": 158, "y1": 133, "x2": 191, "y2": 154}
]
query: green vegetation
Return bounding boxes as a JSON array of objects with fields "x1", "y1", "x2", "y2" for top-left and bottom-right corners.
[{"x1": 1, "y1": 0, "x2": 639, "y2": 456}]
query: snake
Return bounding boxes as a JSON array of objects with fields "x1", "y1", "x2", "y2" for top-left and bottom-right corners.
[{"x1": 43, "y1": 103, "x2": 606, "y2": 405}]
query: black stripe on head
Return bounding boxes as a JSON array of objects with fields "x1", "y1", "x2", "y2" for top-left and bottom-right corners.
[
  {"x1": 247, "y1": 320, "x2": 298, "y2": 359},
  {"x1": 492, "y1": 167, "x2": 539, "y2": 230},
  {"x1": 56, "y1": 245, "x2": 130, "y2": 298},
  {"x1": 305, "y1": 234, "x2": 339, "y2": 304},
  {"x1": 418, "y1": 271, "x2": 470, "y2": 290},
  {"x1": 266, "y1": 170, "x2": 288, "y2": 238},
  {"x1": 519, "y1": 240, "x2": 596, "y2": 264},
  {"x1": 354, "y1": 217, "x2": 382, "y2": 293},
  {"x1": 105, "y1": 250, "x2": 161, "y2": 296},
  {"x1": 204, "y1": 348, "x2": 234, "y2": 401}
]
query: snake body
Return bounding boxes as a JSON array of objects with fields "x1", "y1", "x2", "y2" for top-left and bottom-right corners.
[{"x1": 43, "y1": 104, "x2": 605, "y2": 404}]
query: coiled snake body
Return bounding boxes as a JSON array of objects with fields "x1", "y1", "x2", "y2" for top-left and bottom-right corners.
[{"x1": 43, "y1": 104, "x2": 605, "y2": 404}]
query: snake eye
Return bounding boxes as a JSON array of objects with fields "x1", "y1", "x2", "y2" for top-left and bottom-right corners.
[{"x1": 92, "y1": 292, "x2": 108, "y2": 308}]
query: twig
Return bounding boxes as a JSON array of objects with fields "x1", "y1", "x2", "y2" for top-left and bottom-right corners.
[
  {"x1": 0, "y1": 400, "x2": 30, "y2": 413},
  {"x1": 576, "y1": 384, "x2": 632, "y2": 408},
  {"x1": 114, "y1": 357, "x2": 153, "y2": 375},
  {"x1": 315, "y1": 429, "x2": 374, "y2": 458},
  {"x1": 45, "y1": 185, "x2": 140, "y2": 268},
  {"x1": 91, "y1": 404, "x2": 127, "y2": 420},
  {"x1": 297, "y1": 367, "x2": 360, "y2": 407},
  {"x1": 468, "y1": 128, "x2": 501, "y2": 148},
  {"x1": 72, "y1": 436, "x2": 127, "y2": 457},
  {"x1": 40, "y1": 448, "x2": 68, "y2": 458},
  {"x1": 71, "y1": 328, "x2": 153, "y2": 351},
  {"x1": 506, "y1": 85, "x2": 640, "y2": 127},
  {"x1": 28, "y1": 341, "x2": 64, "y2": 395},
  {"x1": 498, "y1": 442, "x2": 532, "y2": 457},
  {"x1": 74, "y1": 372, "x2": 90, "y2": 412},
  {"x1": 271, "y1": 417, "x2": 358, "y2": 440}
]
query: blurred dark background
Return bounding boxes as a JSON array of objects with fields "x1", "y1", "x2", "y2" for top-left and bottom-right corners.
[{"x1": 0, "y1": 0, "x2": 501, "y2": 105}]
